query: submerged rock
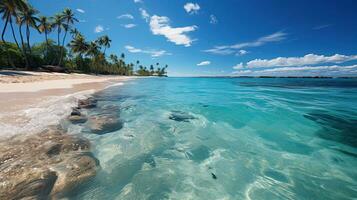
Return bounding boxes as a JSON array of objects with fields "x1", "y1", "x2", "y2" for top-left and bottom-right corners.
[
  {"x1": 0, "y1": 127, "x2": 99, "y2": 199},
  {"x1": 68, "y1": 108, "x2": 87, "y2": 124},
  {"x1": 169, "y1": 110, "x2": 196, "y2": 122},
  {"x1": 88, "y1": 114, "x2": 123, "y2": 134},
  {"x1": 211, "y1": 172, "x2": 217, "y2": 180},
  {"x1": 68, "y1": 115, "x2": 88, "y2": 124},
  {"x1": 71, "y1": 108, "x2": 81, "y2": 116},
  {"x1": 78, "y1": 97, "x2": 97, "y2": 109}
]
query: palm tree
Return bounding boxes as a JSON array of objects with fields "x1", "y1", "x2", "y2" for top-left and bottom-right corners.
[
  {"x1": 0, "y1": 0, "x2": 28, "y2": 47},
  {"x1": 150, "y1": 64, "x2": 154, "y2": 75},
  {"x1": 18, "y1": 5, "x2": 39, "y2": 69},
  {"x1": 109, "y1": 54, "x2": 118, "y2": 64},
  {"x1": 59, "y1": 8, "x2": 78, "y2": 66},
  {"x1": 86, "y1": 41, "x2": 100, "y2": 74},
  {"x1": 69, "y1": 33, "x2": 88, "y2": 71},
  {"x1": 51, "y1": 14, "x2": 63, "y2": 47},
  {"x1": 69, "y1": 33, "x2": 88, "y2": 56},
  {"x1": 70, "y1": 28, "x2": 79, "y2": 38},
  {"x1": 97, "y1": 35, "x2": 111, "y2": 54},
  {"x1": 38, "y1": 16, "x2": 52, "y2": 58}
]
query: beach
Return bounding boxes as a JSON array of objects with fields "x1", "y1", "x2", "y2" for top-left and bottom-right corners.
[
  {"x1": 0, "y1": 71, "x2": 131, "y2": 199},
  {"x1": 0, "y1": 71, "x2": 130, "y2": 133}
]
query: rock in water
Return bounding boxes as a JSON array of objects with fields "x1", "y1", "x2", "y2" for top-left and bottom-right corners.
[
  {"x1": 88, "y1": 114, "x2": 123, "y2": 134},
  {"x1": 71, "y1": 108, "x2": 81, "y2": 116},
  {"x1": 211, "y1": 172, "x2": 217, "y2": 180},
  {"x1": 0, "y1": 127, "x2": 99, "y2": 199},
  {"x1": 78, "y1": 97, "x2": 97, "y2": 109},
  {"x1": 68, "y1": 115, "x2": 88, "y2": 124},
  {"x1": 169, "y1": 110, "x2": 196, "y2": 122}
]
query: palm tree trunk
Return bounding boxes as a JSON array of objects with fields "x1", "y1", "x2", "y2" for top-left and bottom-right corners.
[
  {"x1": 58, "y1": 22, "x2": 69, "y2": 66},
  {"x1": 57, "y1": 28, "x2": 60, "y2": 46},
  {"x1": 9, "y1": 17, "x2": 20, "y2": 49},
  {"x1": 19, "y1": 23, "x2": 29, "y2": 69},
  {"x1": 1, "y1": 16, "x2": 9, "y2": 42},
  {"x1": 26, "y1": 24, "x2": 32, "y2": 70},
  {"x1": 1, "y1": 15, "x2": 15, "y2": 68},
  {"x1": 51, "y1": 27, "x2": 61, "y2": 65},
  {"x1": 45, "y1": 30, "x2": 49, "y2": 62}
]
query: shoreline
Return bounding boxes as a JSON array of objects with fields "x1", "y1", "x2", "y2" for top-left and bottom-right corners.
[
  {"x1": 0, "y1": 71, "x2": 132, "y2": 198},
  {"x1": 0, "y1": 71, "x2": 132, "y2": 137}
]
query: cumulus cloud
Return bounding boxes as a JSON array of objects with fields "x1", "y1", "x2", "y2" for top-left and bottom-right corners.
[
  {"x1": 125, "y1": 45, "x2": 171, "y2": 57},
  {"x1": 233, "y1": 65, "x2": 357, "y2": 77},
  {"x1": 184, "y1": 3, "x2": 200, "y2": 14},
  {"x1": 204, "y1": 31, "x2": 287, "y2": 55},
  {"x1": 246, "y1": 54, "x2": 357, "y2": 68},
  {"x1": 197, "y1": 61, "x2": 211, "y2": 66},
  {"x1": 149, "y1": 15, "x2": 197, "y2": 47},
  {"x1": 94, "y1": 25, "x2": 104, "y2": 33},
  {"x1": 237, "y1": 50, "x2": 248, "y2": 56},
  {"x1": 76, "y1": 8, "x2": 85, "y2": 13},
  {"x1": 117, "y1": 14, "x2": 134, "y2": 19},
  {"x1": 139, "y1": 8, "x2": 150, "y2": 22},
  {"x1": 232, "y1": 63, "x2": 244, "y2": 69},
  {"x1": 122, "y1": 24, "x2": 136, "y2": 28},
  {"x1": 134, "y1": 0, "x2": 143, "y2": 3},
  {"x1": 209, "y1": 15, "x2": 218, "y2": 24}
]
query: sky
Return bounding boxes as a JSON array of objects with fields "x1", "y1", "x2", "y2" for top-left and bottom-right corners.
[{"x1": 2, "y1": 0, "x2": 357, "y2": 76}]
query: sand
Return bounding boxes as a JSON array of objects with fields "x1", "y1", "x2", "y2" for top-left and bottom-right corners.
[{"x1": 0, "y1": 70, "x2": 132, "y2": 136}]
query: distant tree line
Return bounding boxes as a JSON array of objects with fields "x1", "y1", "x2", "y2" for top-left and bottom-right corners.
[{"x1": 0, "y1": 0, "x2": 168, "y2": 76}]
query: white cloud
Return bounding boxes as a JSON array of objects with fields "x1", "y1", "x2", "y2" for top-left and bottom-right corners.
[
  {"x1": 123, "y1": 24, "x2": 136, "y2": 28},
  {"x1": 232, "y1": 63, "x2": 244, "y2": 69},
  {"x1": 209, "y1": 15, "x2": 218, "y2": 24},
  {"x1": 76, "y1": 8, "x2": 85, "y2": 13},
  {"x1": 232, "y1": 65, "x2": 357, "y2": 76},
  {"x1": 197, "y1": 61, "x2": 211, "y2": 66},
  {"x1": 125, "y1": 45, "x2": 171, "y2": 57},
  {"x1": 204, "y1": 31, "x2": 287, "y2": 55},
  {"x1": 246, "y1": 54, "x2": 357, "y2": 68},
  {"x1": 184, "y1": 3, "x2": 200, "y2": 14},
  {"x1": 117, "y1": 14, "x2": 134, "y2": 19},
  {"x1": 134, "y1": 0, "x2": 143, "y2": 3},
  {"x1": 139, "y1": 8, "x2": 150, "y2": 22},
  {"x1": 237, "y1": 50, "x2": 248, "y2": 56},
  {"x1": 149, "y1": 15, "x2": 197, "y2": 47},
  {"x1": 94, "y1": 25, "x2": 104, "y2": 33}
]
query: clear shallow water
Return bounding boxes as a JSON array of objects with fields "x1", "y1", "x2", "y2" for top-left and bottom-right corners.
[{"x1": 67, "y1": 78, "x2": 357, "y2": 200}]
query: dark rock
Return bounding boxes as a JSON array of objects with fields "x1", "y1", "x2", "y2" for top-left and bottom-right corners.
[
  {"x1": 45, "y1": 143, "x2": 63, "y2": 157},
  {"x1": 78, "y1": 97, "x2": 97, "y2": 109},
  {"x1": 169, "y1": 110, "x2": 196, "y2": 122},
  {"x1": 211, "y1": 172, "x2": 217, "y2": 180},
  {"x1": 0, "y1": 127, "x2": 98, "y2": 199},
  {"x1": 70, "y1": 108, "x2": 81, "y2": 116},
  {"x1": 12, "y1": 170, "x2": 58, "y2": 200},
  {"x1": 68, "y1": 115, "x2": 87, "y2": 124},
  {"x1": 88, "y1": 114, "x2": 123, "y2": 134}
]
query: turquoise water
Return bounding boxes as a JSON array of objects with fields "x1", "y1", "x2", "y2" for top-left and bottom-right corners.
[{"x1": 68, "y1": 78, "x2": 357, "y2": 199}]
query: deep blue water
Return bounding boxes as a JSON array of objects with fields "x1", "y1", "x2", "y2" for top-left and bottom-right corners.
[{"x1": 68, "y1": 78, "x2": 357, "y2": 200}]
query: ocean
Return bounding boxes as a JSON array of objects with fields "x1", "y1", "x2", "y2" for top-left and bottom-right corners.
[{"x1": 66, "y1": 77, "x2": 357, "y2": 199}]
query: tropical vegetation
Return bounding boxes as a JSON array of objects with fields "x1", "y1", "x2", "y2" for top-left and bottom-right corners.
[{"x1": 0, "y1": 0, "x2": 168, "y2": 76}]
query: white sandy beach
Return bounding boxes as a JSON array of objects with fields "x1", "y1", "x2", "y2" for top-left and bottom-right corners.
[{"x1": 0, "y1": 71, "x2": 131, "y2": 137}]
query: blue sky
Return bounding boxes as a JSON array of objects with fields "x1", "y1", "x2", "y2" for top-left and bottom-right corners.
[{"x1": 2, "y1": 0, "x2": 357, "y2": 76}]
